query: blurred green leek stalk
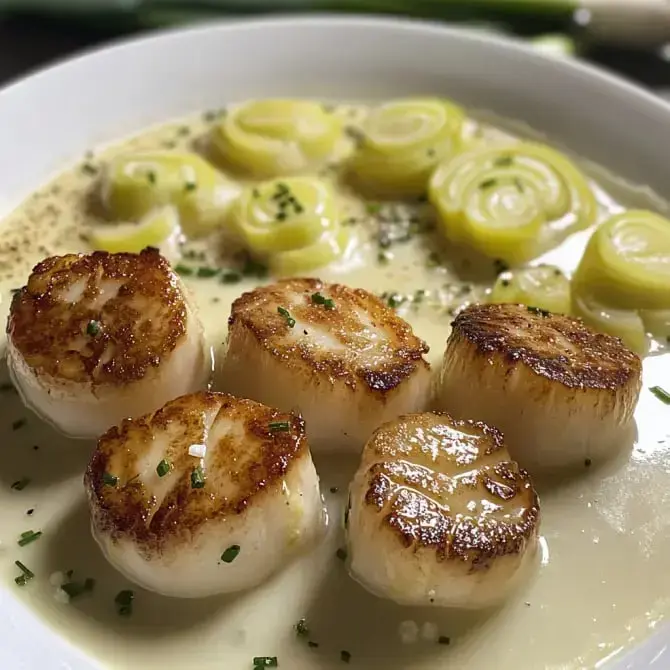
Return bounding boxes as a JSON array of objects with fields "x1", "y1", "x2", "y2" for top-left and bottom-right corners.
[{"x1": 1, "y1": 0, "x2": 670, "y2": 47}]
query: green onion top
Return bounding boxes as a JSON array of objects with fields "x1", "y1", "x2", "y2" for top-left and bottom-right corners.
[
  {"x1": 295, "y1": 618, "x2": 309, "y2": 637},
  {"x1": 10, "y1": 477, "x2": 30, "y2": 491},
  {"x1": 277, "y1": 306, "x2": 296, "y2": 328},
  {"x1": 252, "y1": 658, "x2": 278, "y2": 668},
  {"x1": 86, "y1": 320, "x2": 101, "y2": 336},
  {"x1": 14, "y1": 560, "x2": 34, "y2": 586},
  {"x1": 311, "y1": 292, "x2": 335, "y2": 310},
  {"x1": 220, "y1": 545, "x2": 241, "y2": 564},
  {"x1": 175, "y1": 264, "x2": 195, "y2": 276},
  {"x1": 102, "y1": 472, "x2": 118, "y2": 487},
  {"x1": 268, "y1": 421, "x2": 291, "y2": 433},
  {"x1": 650, "y1": 386, "x2": 670, "y2": 405},
  {"x1": 191, "y1": 465, "x2": 206, "y2": 489},
  {"x1": 18, "y1": 530, "x2": 42, "y2": 547},
  {"x1": 196, "y1": 266, "x2": 219, "y2": 278},
  {"x1": 115, "y1": 589, "x2": 134, "y2": 616},
  {"x1": 156, "y1": 459, "x2": 171, "y2": 478}
]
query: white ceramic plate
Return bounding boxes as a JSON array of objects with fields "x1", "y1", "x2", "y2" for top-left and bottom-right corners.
[{"x1": 1, "y1": 16, "x2": 670, "y2": 670}]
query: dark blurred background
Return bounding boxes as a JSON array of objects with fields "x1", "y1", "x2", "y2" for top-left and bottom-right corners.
[{"x1": 1, "y1": 7, "x2": 670, "y2": 96}]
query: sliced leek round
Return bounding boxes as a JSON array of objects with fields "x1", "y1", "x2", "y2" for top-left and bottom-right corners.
[
  {"x1": 641, "y1": 309, "x2": 670, "y2": 341},
  {"x1": 573, "y1": 210, "x2": 670, "y2": 310},
  {"x1": 269, "y1": 226, "x2": 353, "y2": 276},
  {"x1": 102, "y1": 151, "x2": 240, "y2": 238},
  {"x1": 349, "y1": 98, "x2": 465, "y2": 197},
  {"x1": 212, "y1": 99, "x2": 342, "y2": 178},
  {"x1": 489, "y1": 264, "x2": 571, "y2": 315},
  {"x1": 231, "y1": 177, "x2": 338, "y2": 254},
  {"x1": 429, "y1": 142, "x2": 597, "y2": 264},
  {"x1": 88, "y1": 205, "x2": 180, "y2": 254},
  {"x1": 572, "y1": 291, "x2": 648, "y2": 355}
]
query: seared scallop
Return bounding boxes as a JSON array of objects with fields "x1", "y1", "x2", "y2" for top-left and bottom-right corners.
[
  {"x1": 6, "y1": 248, "x2": 209, "y2": 439},
  {"x1": 437, "y1": 304, "x2": 642, "y2": 471},
  {"x1": 346, "y1": 412, "x2": 539, "y2": 609},
  {"x1": 85, "y1": 391, "x2": 325, "y2": 598},
  {"x1": 214, "y1": 278, "x2": 431, "y2": 454}
]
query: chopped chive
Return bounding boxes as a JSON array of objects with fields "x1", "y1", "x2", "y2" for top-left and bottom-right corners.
[
  {"x1": 527, "y1": 306, "x2": 551, "y2": 318},
  {"x1": 81, "y1": 163, "x2": 98, "y2": 176},
  {"x1": 156, "y1": 459, "x2": 171, "y2": 477},
  {"x1": 252, "y1": 658, "x2": 278, "y2": 668},
  {"x1": 115, "y1": 589, "x2": 134, "y2": 616},
  {"x1": 438, "y1": 635, "x2": 451, "y2": 645},
  {"x1": 584, "y1": 458, "x2": 592, "y2": 467},
  {"x1": 242, "y1": 257, "x2": 268, "y2": 278},
  {"x1": 426, "y1": 251, "x2": 441, "y2": 268},
  {"x1": 221, "y1": 271, "x2": 242, "y2": 284},
  {"x1": 191, "y1": 465, "x2": 206, "y2": 489},
  {"x1": 414, "y1": 289, "x2": 427, "y2": 303},
  {"x1": 311, "y1": 292, "x2": 335, "y2": 310},
  {"x1": 196, "y1": 266, "x2": 220, "y2": 278},
  {"x1": 308, "y1": 641, "x2": 319, "y2": 648},
  {"x1": 295, "y1": 618, "x2": 309, "y2": 637},
  {"x1": 184, "y1": 181, "x2": 197, "y2": 192},
  {"x1": 276, "y1": 212, "x2": 287, "y2": 222},
  {"x1": 10, "y1": 477, "x2": 30, "y2": 491},
  {"x1": 14, "y1": 560, "x2": 34, "y2": 586},
  {"x1": 86, "y1": 320, "x2": 101, "y2": 336},
  {"x1": 479, "y1": 178, "x2": 498, "y2": 190},
  {"x1": 26, "y1": 509, "x2": 34, "y2": 516},
  {"x1": 650, "y1": 386, "x2": 670, "y2": 405},
  {"x1": 175, "y1": 264, "x2": 195, "y2": 276},
  {"x1": 61, "y1": 578, "x2": 95, "y2": 599},
  {"x1": 221, "y1": 544, "x2": 241, "y2": 563},
  {"x1": 18, "y1": 530, "x2": 42, "y2": 547},
  {"x1": 146, "y1": 171, "x2": 156, "y2": 185},
  {"x1": 377, "y1": 251, "x2": 391, "y2": 265},
  {"x1": 387, "y1": 293, "x2": 404, "y2": 309},
  {"x1": 269, "y1": 421, "x2": 291, "y2": 433},
  {"x1": 329, "y1": 487, "x2": 339, "y2": 494},
  {"x1": 277, "y1": 306, "x2": 296, "y2": 328},
  {"x1": 366, "y1": 202, "x2": 381, "y2": 215},
  {"x1": 341, "y1": 650, "x2": 352, "y2": 663},
  {"x1": 12, "y1": 418, "x2": 26, "y2": 431},
  {"x1": 494, "y1": 155, "x2": 514, "y2": 167},
  {"x1": 102, "y1": 472, "x2": 118, "y2": 487},
  {"x1": 336, "y1": 547, "x2": 347, "y2": 561}
]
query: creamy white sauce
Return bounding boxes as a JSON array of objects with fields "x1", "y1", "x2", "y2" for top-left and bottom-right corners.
[{"x1": 0, "y1": 105, "x2": 668, "y2": 670}]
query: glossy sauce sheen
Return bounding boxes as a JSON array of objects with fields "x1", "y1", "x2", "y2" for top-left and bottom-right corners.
[{"x1": 0, "y1": 106, "x2": 668, "y2": 670}]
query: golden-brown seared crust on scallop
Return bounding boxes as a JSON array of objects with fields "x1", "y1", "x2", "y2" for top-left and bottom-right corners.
[
  {"x1": 359, "y1": 412, "x2": 539, "y2": 569},
  {"x1": 450, "y1": 303, "x2": 641, "y2": 391},
  {"x1": 8, "y1": 248, "x2": 187, "y2": 385},
  {"x1": 228, "y1": 277, "x2": 429, "y2": 394},
  {"x1": 85, "y1": 391, "x2": 308, "y2": 553}
]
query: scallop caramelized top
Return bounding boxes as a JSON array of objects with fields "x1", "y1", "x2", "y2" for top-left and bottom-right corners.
[
  {"x1": 7, "y1": 248, "x2": 208, "y2": 438},
  {"x1": 438, "y1": 303, "x2": 642, "y2": 471},
  {"x1": 346, "y1": 412, "x2": 539, "y2": 609},
  {"x1": 85, "y1": 391, "x2": 324, "y2": 598},
  {"x1": 216, "y1": 277, "x2": 432, "y2": 453}
]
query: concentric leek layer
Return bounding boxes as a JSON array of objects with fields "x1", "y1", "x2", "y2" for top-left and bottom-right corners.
[
  {"x1": 103, "y1": 151, "x2": 240, "y2": 238},
  {"x1": 573, "y1": 210, "x2": 670, "y2": 310},
  {"x1": 429, "y1": 142, "x2": 597, "y2": 264},
  {"x1": 349, "y1": 98, "x2": 465, "y2": 197},
  {"x1": 232, "y1": 176, "x2": 351, "y2": 275},
  {"x1": 212, "y1": 99, "x2": 342, "y2": 178},
  {"x1": 490, "y1": 264, "x2": 571, "y2": 315}
]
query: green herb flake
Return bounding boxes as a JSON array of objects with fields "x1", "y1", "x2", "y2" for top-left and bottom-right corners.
[
  {"x1": 191, "y1": 465, "x2": 206, "y2": 489},
  {"x1": 493, "y1": 258, "x2": 510, "y2": 275},
  {"x1": 311, "y1": 292, "x2": 335, "y2": 310},
  {"x1": 479, "y1": 178, "x2": 498, "y2": 190},
  {"x1": 156, "y1": 459, "x2": 171, "y2": 478},
  {"x1": 277, "y1": 306, "x2": 296, "y2": 328},
  {"x1": 242, "y1": 257, "x2": 268, "y2": 278},
  {"x1": 494, "y1": 155, "x2": 514, "y2": 168},
  {"x1": 81, "y1": 163, "x2": 98, "y2": 176},
  {"x1": 387, "y1": 293, "x2": 404, "y2": 309},
  {"x1": 366, "y1": 202, "x2": 381, "y2": 216},
  {"x1": 221, "y1": 271, "x2": 242, "y2": 284},
  {"x1": 115, "y1": 589, "x2": 134, "y2": 617},
  {"x1": 196, "y1": 266, "x2": 220, "y2": 278},
  {"x1": 252, "y1": 657, "x2": 278, "y2": 667},
  {"x1": 184, "y1": 181, "x2": 197, "y2": 192},
  {"x1": 308, "y1": 641, "x2": 319, "y2": 648},
  {"x1": 221, "y1": 544, "x2": 241, "y2": 563},
  {"x1": 329, "y1": 486, "x2": 339, "y2": 494},
  {"x1": 86, "y1": 320, "x2": 101, "y2": 336},
  {"x1": 426, "y1": 251, "x2": 441, "y2": 268},
  {"x1": 269, "y1": 421, "x2": 291, "y2": 433},
  {"x1": 438, "y1": 635, "x2": 451, "y2": 645},
  {"x1": 341, "y1": 650, "x2": 352, "y2": 663},
  {"x1": 14, "y1": 560, "x2": 34, "y2": 586},
  {"x1": 650, "y1": 386, "x2": 670, "y2": 405},
  {"x1": 102, "y1": 472, "x2": 118, "y2": 487},
  {"x1": 414, "y1": 289, "x2": 427, "y2": 303},
  {"x1": 10, "y1": 477, "x2": 30, "y2": 491},
  {"x1": 18, "y1": 530, "x2": 42, "y2": 547},
  {"x1": 61, "y1": 578, "x2": 95, "y2": 599},
  {"x1": 336, "y1": 547, "x2": 347, "y2": 561},
  {"x1": 12, "y1": 418, "x2": 26, "y2": 431},
  {"x1": 584, "y1": 458, "x2": 592, "y2": 468},
  {"x1": 146, "y1": 171, "x2": 157, "y2": 185},
  {"x1": 377, "y1": 250, "x2": 392, "y2": 265},
  {"x1": 295, "y1": 618, "x2": 309, "y2": 637},
  {"x1": 175, "y1": 264, "x2": 195, "y2": 277}
]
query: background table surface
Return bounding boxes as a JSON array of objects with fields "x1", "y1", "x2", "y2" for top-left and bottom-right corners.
[{"x1": 1, "y1": 15, "x2": 670, "y2": 95}]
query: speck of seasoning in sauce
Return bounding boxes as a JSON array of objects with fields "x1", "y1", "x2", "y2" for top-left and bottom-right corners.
[
  {"x1": 501, "y1": 279, "x2": 510, "y2": 287},
  {"x1": 377, "y1": 250, "x2": 392, "y2": 264},
  {"x1": 12, "y1": 418, "x2": 26, "y2": 431},
  {"x1": 175, "y1": 264, "x2": 195, "y2": 277},
  {"x1": 196, "y1": 266, "x2": 219, "y2": 278},
  {"x1": 329, "y1": 487, "x2": 339, "y2": 494},
  {"x1": 277, "y1": 306, "x2": 296, "y2": 328},
  {"x1": 426, "y1": 251, "x2": 441, "y2": 268},
  {"x1": 177, "y1": 125, "x2": 190, "y2": 137},
  {"x1": 0, "y1": 382, "x2": 15, "y2": 393},
  {"x1": 146, "y1": 171, "x2": 157, "y2": 185},
  {"x1": 80, "y1": 163, "x2": 98, "y2": 176},
  {"x1": 386, "y1": 293, "x2": 404, "y2": 309},
  {"x1": 115, "y1": 589, "x2": 134, "y2": 616},
  {"x1": 86, "y1": 320, "x2": 101, "y2": 336},
  {"x1": 366, "y1": 202, "x2": 381, "y2": 216},
  {"x1": 308, "y1": 641, "x2": 319, "y2": 648},
  {"x1": 14, "y1": 560, "x2": 34, "y2": 586},
  {"x1": 18, "y1": 530, "x2": 42, "y2": 547},
  {"x1": 584, "y1": 458, "x2": 592, "y2": 467},
  {"x1": 527, "y1": 305, "x2": 551, "y2": 318},
  {"x1": 253, "y1": 658, "x2": 278, "y2": 668},
  {"x1": 341, "y1": 650, "x2": 352, "y2": 663},
  {"x1": 61, "y1": 578, "x2": 95, "y2": 599},
  {"x1": 269, "y1": 421, "x2": 291, "y2": 433},
  {"x1": 191, "y1": 465, "x2": 206, "y2": 489},
  {"x1": 479, "y1": 178, "x2": 498, "y2": 190},
  {"x1": 221, "y1": 544, "x2": 241, "y2": 563},
  {"x1": 295, "y1": 618, "x2": 309, "y2": 637},
  {"x1": 438, "y1": 635, "x2": 451, "y2": 645},
  {"x1": 26, "y1": 508, "x2": 34, "y2": 516},
  {"x1": 427, "y1": 148, "x2": 436, "y2": 157},
  {"x1": 156, "y1": 459, "x2": 171, "y2": 477},
  {"x1": 493, "y1": 258, "x2": 510, "y2": 275},
  {"x1": 336, "y1": 547, "x2": 347, "y2": 561},
  {"x1": 221, "y1": 271, "x2": 242, "y2": 284},
  {"x1": 311, "y1": 292, "x2": 335, "y2": 310},
  {"x1": 10, "y1": 477, "x2": 30, "y2": 491},
  {"x1": 242, "y1": 257, "x2": 268, "y2": 278},
  {"x1": 184, "y1": 181, "x2": 197, "y2": 192},
  {"x1": 650, "y1": 386, "x2": 670, "y2": 405},
  {"x1": 102, "y1": 472, "x2": 118, "y2": 487}
]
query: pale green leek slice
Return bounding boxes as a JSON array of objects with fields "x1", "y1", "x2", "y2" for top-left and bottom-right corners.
[{"x1": 490, "y1": 264, "x2": 571, "y2": 314}]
